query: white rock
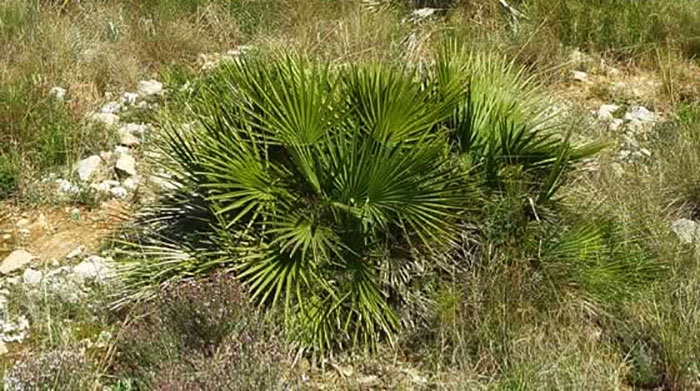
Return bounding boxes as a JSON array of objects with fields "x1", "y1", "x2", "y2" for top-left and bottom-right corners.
[
  {"x1": 0, "y1": 250, "x2": 36, "y2": 274},
  {"x1": 49, "y1": 87, "x2": 67, "y2": 101},
  {"x1": 120, "y1": 92, "x2": 139, "y2": 105},
  {"x1": 90, "y1": 181, "x2": 111, "y2": 194},
  {"x1": 89, "y1": 112, "x2": 120, "y2": 126},
  {"x1": 137, "y1": 79, "x2": 163, "y2": 96},
  {"x1": 115, "y1": 153, "x2": 137, "y2": 177},
  {"x1": 56, "y1": 179, "x2": 78, "y2": 194},
  {"x1": 640, "y1": 148, "x2": 652, "y2": 157},
  {"x1": 0, "y1": 341, "x2": 7, "y2": 355},
  {"x1": 123, "y1": 176, "x2": 139, "y2": 191},
  {"x1": 571, "y1": 70, "x2": 589, "y2": 82},
  {"x1": 624, "y1": 106, "x2": 656, "y2": 123},
  {"x1": 22, "y1": 268, "x2": 42, "y2": 284},
  {"x1": 120, "y1": 123, "x2": 148, "y2": 136},
  {"x1": 1, "y1": 315, "x2": 29, "y2": 342},
  {"x1": 72, "y1": 256, "x2": 114, "y2": 282},
  {"x1": 672, "y1": 219, "x2": 699, "y2": 244},
  {"x1": 110, "y1": 186, "x2": 127, "y2": 198},
  {"x1": 75, "y1": 155, "x2": 103, "y2": 182},
  {"x1": 99, "y1": 151, "x2": 114, "y2": 162},
  {"x1": 100, "y1": 101, "x2": 121, "y2": 114},
  {"x1": 597, "y1": 104, "x2": 620, "y2": 121},
  {"x1": 412, "y1": 8, "x2": 437, "y2": 19},
  {"x1": 114, "y1": 146, "x2": 131, "y2": 156},
  {"x1": 66, "y1": 245, "x2": 85, "y2": 260},
  {"x1": 609, "y1": 118, "x2": 624, "y2": 132},
  {"x1": 118, "y1": 128, "x2": 140, "y2": 146}
]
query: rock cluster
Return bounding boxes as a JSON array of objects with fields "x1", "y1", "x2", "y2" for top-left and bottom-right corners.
[
  {"x1": 49, "y1": 80, "x2": 162, "y2": 201},
  {"x1": 0, "y1": 248, "x2": 115, "y2": 353}
]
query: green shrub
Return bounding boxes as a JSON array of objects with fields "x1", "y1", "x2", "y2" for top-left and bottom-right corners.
[{"x1": 118, "y1": 49, "x2": 598, "y2": 352}]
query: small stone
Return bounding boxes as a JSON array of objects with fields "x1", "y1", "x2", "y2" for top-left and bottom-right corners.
[
  {"x1": 56, "y1": 179, "x2": 78, "y2": 194},
  {"x1": 226, "y1": 45, "x2": 252, "y2": 57},
  {"x1": 115, "y1": 153, "x2": 137, "y2": 177},
  {"x1": 0, "y1": 341, "x2": 7, "y2": 355},
  {"x1": 609, "y1": 118, "x2": 624, "y2": 131},
  {"x1": 672, "y1": 219, "x2": 699, "y2": 244},
  {"x1": 137, "y1": 79, "x2": 163, "y2": 96},
  {"x1": 624, "y1": 106, "x2": 656, "y2": 123},
  {"x1": 123, "y1": 176, "x2": 139, "y2": 191},
  {"x1": 66, "y1": 245, "x2": 84, "y2": 260},
  {"x1": 75, "y1": 155, "x2": 103, "y2": 182},
  {"x1": 412, "y1": 8, "x2": 437, "y2": 19},
  {"x1": 120, "y1": 123, "x2": 148, "y2": 136},
  {"x1": 571, "y1": 70, "x2": 589, "y2": 82},
  {"x1": 640, "y1": 148, "x2": 652, "y2": 157},
  {"x1": 118, "y1": 129, "x2": 140, "y2": 146},
  {"x1": 100, "y1": 101, "x2": 121, "y2": 114},
  {"x1": 110, "y1": 186, "x2": 128, "y2": 198},
  {"x1": 0, "y1": 250, "x2": 36, "y2": 274},
  {"x1": 597, "y1": 104, "x2": 620, "y2": 121},
  {"x1": 99, "y1": 151, "x2": 114, "y2": 162},
  {"x1": 22, "y1": 268, "x2": 42, "y2": 284},
  {"x1": 49, "y1": 87, "x2": 67, "y2": 101},
  {"x1": 120, "y1": 92, "x2": 139, "y2": 105},
  {"x1": 72, "y1": 255, "x2": 113, "y2": 282},
  {"x1": 90, "y1": 181, "x2": 112, "y2": 194},
  {"x1": 89, "y1": 112, "x2": 119, "y2": 126},
  {"x1": 114, "y1": 146, "x2": 131, "y2": 156}
]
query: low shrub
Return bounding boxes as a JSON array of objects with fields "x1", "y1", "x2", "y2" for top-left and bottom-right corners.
[
  {"x1": 112, "y1": 273, "x2": 285, "y2": 390},
  {"x1": 117, "y1": 46, "x2": 600, "y2": 353}
]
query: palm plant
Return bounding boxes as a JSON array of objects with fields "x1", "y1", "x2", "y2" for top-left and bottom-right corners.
[{"x1": 118, "y1": 49, "x2": 600, "y2": 352}]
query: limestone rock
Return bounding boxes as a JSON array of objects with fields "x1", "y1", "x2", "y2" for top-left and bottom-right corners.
[
  {"x1": 120, "y1": 92, "x2": 139, "y2": 105},
  {"x1": 72, "y1": 256, "x2": 114, "y2": 282},
  {"x1": 412, "y1": 8, "x2": 437, "y2": 19},
  {"x1": 100, "y1": 101, "x2": 121, "y2": 114},
  {"x1": 624, "y1": 106, "x2": 656, "y2": 123},
  {"x1": 120, "y1": 123, "x2": 148, "y2": 136},
  {"x1": 110, "y1": 186, "x2": 127, "y2": 198},
  {"x1": 115, "y1": 153, "x2": 137, "y2": 177},
  {"x1": 56, "y1": 179, "x2": 78, "y2": 195},
  {"x1": 22, "y1": 268, "x2": 42, "y2": 284},
  {"x1": 672, "y1": 219, "x2": 699, "y2": 244},
  {"x1": 89, "y1": 112, "x2": 119, "y2": 126},
  {"x1": 123, "y1": 176, "x2": 139, "y2": 191},
  {"x1": 75, "y1": 155, "x2": 103, "y2": 182},
  {"x1": 118, "y1": 128, "x2": 140, "y2": 146},
  {"x1": 571, "y1": 70, "x2": 589, "y2": 82},
  {"x1": 598, "y1": 104, "x2": 620, "y2": 121},
  {"x1": 137, "y1": 79, "x2": 163, "y2": 96},
  {"x1": 49, "y1": 87, "x2": 66, "y2": 101},
  {"x1": 0, "y1": 250, "x2": 36, "y2": 274},
  {"x1": 609, "y1": 118, "x2": 624, "y2": 132}
]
